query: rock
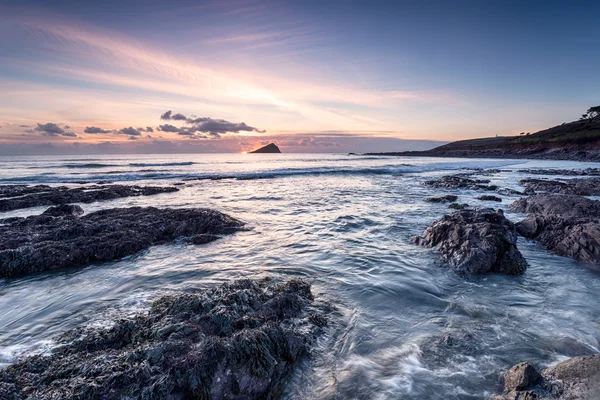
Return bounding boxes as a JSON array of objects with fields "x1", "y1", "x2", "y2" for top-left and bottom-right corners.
[
  {"x1": 425, "y1": 195, "x2": 458, "y2": 203},
  {"x1": 519, "y1": 178, "x2": 600, "y2": 196},
  {"x1": 0, "y1": 184, "x2": 179, "y2": 212},
  {"x1": 412, "y1": 208, "x2": 527, "y2": 275},
  {"x1": 0, "y1": 206, "x2": 244, "y2": 278},
  {"x1": 0, "y1": 278, "x2": 327, "y2": 400},
  {"x1": 504, "y1": 362, "x2": 541, "y2": 391},
  {"x1": 511, "y1": 194, "x2": 600, "y2": 267},
  {"x1": 448, "y1": 202, "x2": 470, "y2": 210},
  {"x1": 496, "y1": 188, "x2": 526, "y2": 196},
  {"x1": 41, "y1": 204, "x2": 84, "y2": 217},
  {"x1": 518, "y1": 168, "x2": 600, "y2": 176},
  {"x1": 423, "y1": 175, "x2": 497, "y2": 191},
  {"x1": 249, "y1": 143, "x2": 281, "y2": 153},
  {"x1": 496, "y1": 355, "x2": 600, "y2": 399},
  {"x1": 477, "y1": 195, "x2": 503, "y2": 202}
]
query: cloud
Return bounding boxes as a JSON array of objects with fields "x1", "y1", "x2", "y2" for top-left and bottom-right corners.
[
  {"x1": 128, "y1": 135, "x2": 138, "y2": 140},
  {"x1": 118, "y1": 126, "x2": 141, "y2": 136},
  {"x1": 84, "y1": 126, "x2": 112, "y2": 134},
  {"x1": 159, "y1": 110, "x2": 265, "y2": 136},
  {"x1": 34, "y1": 122, "x2": 77, "y2": 137},
  {"x1": 146, "y1": 126, "x2": 154, "y2": 132}
]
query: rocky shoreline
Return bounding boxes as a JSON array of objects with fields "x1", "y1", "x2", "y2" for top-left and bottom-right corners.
[
  {"x1": 0, "y1": 184, "x2": 178, "y2": 212},
  {"x1": 0, "y1": 205, "x2": 244, "y2": 278}
]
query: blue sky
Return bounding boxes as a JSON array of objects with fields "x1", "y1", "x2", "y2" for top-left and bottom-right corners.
[{"x1": 0, "y1": 0, "x2": 598, "y2": 153}]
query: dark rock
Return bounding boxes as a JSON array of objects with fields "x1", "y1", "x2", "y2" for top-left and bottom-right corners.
[
  {"x1": 477, "y1": 195, "x2": 503, "y2": 202},
  {"x1": 495, "y1": 355, "x2": 600, "y2": 399},
  {"x1": 0, "y1": 206, "x2": 244, "y2": 278},
  {"x1": 496, "y1": 188, "x2": 526, "y2": 196},
  {"x1": 423, "y1": 175, "x2": 498, "y2": 191},
  {"x1": 0, "y1": 278, "x2": 327, "y2": 400},
  {"x1": 249, "y1": 143, "x2": 281, "y2": 154},
  {"x1": 425, "y1": 195, "x2": 458, "y2": 203},
  {"x1": 448, "y1": 203, "x2": 470, "y2": 210},
  {"x1": 511, "y1": 194, "x2": 600, "y2": 267},
  {"x1": 412, "y1": 208, "x2": 527, "y2": 275},
  {"x1": 0, "y1": 184, "x2": 179, "y2": 212},
  {"x1": 41, "y1": 204, "x2": 84, "y2": 217},
  {"x1": 518, "y1": 168, "x2": 600, "y2": 176},
  {"x1": 519, "y1": 178, "x2": 600, "y2": 196}
]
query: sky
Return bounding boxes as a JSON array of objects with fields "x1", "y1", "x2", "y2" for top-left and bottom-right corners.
[{"x1": 0, "y1": 0, "x2": 598, "y2": 154}]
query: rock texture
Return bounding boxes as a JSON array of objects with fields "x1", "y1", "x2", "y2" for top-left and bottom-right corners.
[
  {"x1": 0, "y1": 278, "x2": 327, "y2": 400},
  {"x1": 0, "y1": 184, "x2": 179, "y2": 212},
  {"x1": 477, "y1": 195, "x2": 503, "y2": 202},
  {"x1": 495, "y1": 355, "x2": 600, "y2": 399},
  {"x1": 0, "y1": 206, "x2": 244, "y2": 278},
  {"x1": 519, "y1": 178, "x2": 600, "y2": 196},
  {"x1": 511, "y1": 194, "x2": 600, "y2": 267},
  {"x1": 249, "y1": 143, "x2": 281, "y2": 154},
  {"x1": 412, "y1": 208, "x2": 527, "y2": 275}
]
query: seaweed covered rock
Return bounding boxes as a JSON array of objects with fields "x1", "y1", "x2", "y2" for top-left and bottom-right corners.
[
  {"x1": 495, "y1": 355, "x2": 600, "y2": 399},
  {"x1": 423, "y1": 175, "x2": 498, "y2": 191},
  {"x1": 511, "y1": 194, "x2": 600, "y2": 267},
  {"x1": 0, "y1": 184, "x2": 179, "y2": 212},
  {"x1": 0, "y1": 278, "x2": 327, "y2": 399},
  {"x1": 0, "y1": 206, "x2": 244, "y2": 278},
  {"x1": 412, "y1": 208, "x2": 527, "y2": 275}
]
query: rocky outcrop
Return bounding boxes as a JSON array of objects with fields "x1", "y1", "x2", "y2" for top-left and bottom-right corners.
[
  {"x1": 0, "y1": 278, "x2": 327, "y2": 400},
  {"x1": 519, "y1": 178, "x2": 600, "y2": 196},
  {"x1": 0, "y1": 184, "x2": 179, "y2": 212},
  {"x1": 511, "y1": 194, "x2": 600, "y2": 267},
  {"x1": 0, "y1": 206, "x2": 244, "y2": 278},
  {"x1": 412, "y1": 208, "x2": 527, "y2": 275},
  {"x1": 423, "y1": 175, "x2": 498, "y2": 191},
  {"x1": 477, "y1": 195, "x2": 503, "y2": 202},
  {"x1": 495, "y1": 355, "x2": 600, "y2": 399},
  {"x1": 518, "y1": 168, "x2": 600, "y2": 176},
  {"x1": 424, "y1": 195, "x2": 458, "y2": 203},
  {"x1": 250, "y1": 143, "x2": 282, "y2": 153}
]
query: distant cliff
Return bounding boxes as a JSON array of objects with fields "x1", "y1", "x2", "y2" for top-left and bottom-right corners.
[
  {"x1": 367, "y1": 118, "x2": 600, "y2": 161},
  {"x1": 250, "y1": 143, "x2": 282, "y2": 154}
]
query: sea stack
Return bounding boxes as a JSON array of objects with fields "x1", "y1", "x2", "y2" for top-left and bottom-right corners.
[{"x1": 250, "y1": 143, "x2": 282, "y2": 153}]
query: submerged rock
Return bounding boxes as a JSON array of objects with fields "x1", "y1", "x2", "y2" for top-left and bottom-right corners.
[
  {"x1": 448, "y1": 202, "x2": 470, "y2": 210},
  {"x1": 511, "y1": 194, "x2": 600, "y2": 267},
  {"x1": 0, "y1": 206, "x2": 244, "y2": 278},
  {"x1": 495, "y1": 355, "x2": 600, "y2": 399},
  {"x1": 424, "y1": 195, "x2": 458, "y2": 203},
  {"x1": 423, "y1": 175, "x2": 498, "y2": 191},
  {"x1": 0, "y1": 278, "x2": 327, "y2": 400},
  {"x1": 0, "y1": 184, "x2": 179, "y2": 212},
  {"x1": 519, "y1": 178, "x2": 600, "y2": 196},
  {"x1": 412, "y1": 208, "x2": 527, "y2": 275}
]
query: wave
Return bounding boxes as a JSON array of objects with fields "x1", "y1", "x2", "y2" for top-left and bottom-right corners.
[
  {"x1": 128, "y1": 162, "x2": 197, "y2": 167},
  {"x1": 1, "y1": 159, "x2": 524, "y2": 184}
]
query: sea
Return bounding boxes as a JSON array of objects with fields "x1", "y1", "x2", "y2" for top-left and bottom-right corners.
[{"x1": 1, "y1": 153, "x2": 600, "y2": 399}]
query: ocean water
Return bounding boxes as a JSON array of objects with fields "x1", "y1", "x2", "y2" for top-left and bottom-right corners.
[{"x1": 1, "y1": 153, "x2": 600, "y2": 399}]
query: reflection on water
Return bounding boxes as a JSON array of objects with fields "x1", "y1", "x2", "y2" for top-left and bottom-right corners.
[{"x1": 1, "y1": 154, "x2": 600, "y2": 399}]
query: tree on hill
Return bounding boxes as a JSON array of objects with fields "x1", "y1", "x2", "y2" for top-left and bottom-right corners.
[{"x1": 580, "y1": 105, "x2": 600, "y2": 121}]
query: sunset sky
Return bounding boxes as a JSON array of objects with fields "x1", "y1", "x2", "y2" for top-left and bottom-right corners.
[{"x1": 0, "y1": 0, "x2": 598, "y2": 154}]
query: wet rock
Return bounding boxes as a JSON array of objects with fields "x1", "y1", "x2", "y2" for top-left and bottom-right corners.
[
  {"x1": 412, "y1": 208, "x2": 527, "y2": 275},
  {"x1": 0, "y1": 206, "x2": 244, "y2": 278},
  {"x1": 496, "y1": 355, "x2": 600, "y2": 399},
  {"x1": 519, "y1": 178, "x2": 600, "y2": 196},
  {"x1": 0, "y1": 278, "x2": 327, "y2": 400},
  {"x1": 496, "y1": 188, "x2": 526, "y2": 196},
  {"x1": 448, "y1": 202, "x2": 470, "y2": 210},
  {"x1": 423, "y1": 175, "x2": 497, "y2": 191},
  {"x1": 425, "y1": 195, "x2": 458, "y2": 203},
  {"x1": 41, "y1": 204, "x2": 85, "y2": 217},
  {"x1": 0, "y1": 184, "x2": 179, "y2": 212},
  {"x1": 511, "y1": 194, "x2": 600, "y2": 267},
  {"x1": 518, "y1": 168, "x2": 600, "y2": 176},
  {"x1": 504, "y1": 362, "x2": 541, "y2": 391},
  {"x1": 477, "y1": 195, "x2": 503, "y2": 202}
]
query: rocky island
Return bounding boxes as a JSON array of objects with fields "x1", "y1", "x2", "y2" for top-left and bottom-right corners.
[{"x1": 249, "y1": 143, "x2": 282, "y2": 153}]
